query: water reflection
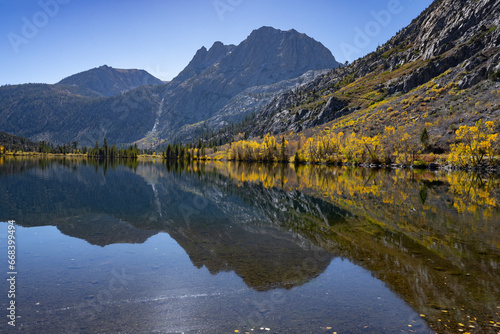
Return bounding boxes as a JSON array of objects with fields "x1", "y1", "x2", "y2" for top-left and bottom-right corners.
[
  {"x1": 207, "y1": 161, "x2": 500, "y2": 333},
  {"x1": 0, "y1": 157, "x2": 499, "y2": 333}
]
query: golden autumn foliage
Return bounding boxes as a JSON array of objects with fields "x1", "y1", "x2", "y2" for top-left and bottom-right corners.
[
  {"x1": 223, "y1": 122, "x2": 499, "y2": 168},
  {"x1": 207, "y1": 161, "x2": 498, "y2": 217},
  {"x1": 447, "y1": 172, "x2": 499, "y2": 213},
  {"x1": 448, "y1": 120, "x2": 499, "y2": 167},
  {"x1": 228, "y1": 134, "x2": 289, "y2": 162},
  {"x1": 293, "y1": 126, "x2": 423, "y2": 165}
]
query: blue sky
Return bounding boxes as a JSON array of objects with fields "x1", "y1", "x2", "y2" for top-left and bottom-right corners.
[{"x1": 0, "y1": 0, "x2": 434, "y2": 85}]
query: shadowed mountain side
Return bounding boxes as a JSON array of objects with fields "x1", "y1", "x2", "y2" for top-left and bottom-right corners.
[
  {"x1": 173, "y1": 69, "x2": 330, "y2": 141},
  {"x1": 171, "y1": 42, "x2": 236, "y2": 85},
  {"x1": 0, "y1": 131, "x2": 38, "y2": 151},
  {"x1": 56, "y1": 214, "x2": 159, "y2": 247},
  {"x1": 0, "y1": 84, "x2": 165, "y2": 145},
  {"x1": 168, "y1": 222, "x2": 331, "y2": 291},
  {"x1": 148, "y1": 27, "x2": 338, "y2": 143},
  {"x1": 0, "y1": 27, "x2": 338, "y2": 146},
  {"x1": 0, "y1": 159, "x2": 336, "y2": 290}
]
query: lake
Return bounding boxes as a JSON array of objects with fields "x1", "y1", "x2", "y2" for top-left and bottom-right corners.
[{"x1": 0, "y1": 157, "x2": 499, "y2": 333}]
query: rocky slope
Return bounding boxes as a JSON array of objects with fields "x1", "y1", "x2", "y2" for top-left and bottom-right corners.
[
  {"x1": 173, "y1": 69, "x2": 330, "y2": 141},
  {"x1": 244, "y1": 0, "x2": 500, "y2": 148}
]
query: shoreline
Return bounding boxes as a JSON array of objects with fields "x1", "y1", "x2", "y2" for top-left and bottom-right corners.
[{"x1": 1, "y1": 153, "x2": 499, "y2": 174}]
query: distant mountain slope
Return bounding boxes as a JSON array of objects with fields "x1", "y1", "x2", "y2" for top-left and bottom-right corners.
[
  {"x1": 0, "y1": 83, "x2": 164, "y2": 145},
  {"x1": 58, "y1": 65, "x2": 164, "y2": 97},
  {"x1": 244, "y1": 0, "x2": 500, "y2": 150},
  {"x1": 0, "y1": 131, "x2": 38, "y2": 151},
  {"x1": 0, "y1": 84, "x2": 94, "y2": 140},
  {"x1": 0, "y1": 66, "x2": 165, "y2": 145}
]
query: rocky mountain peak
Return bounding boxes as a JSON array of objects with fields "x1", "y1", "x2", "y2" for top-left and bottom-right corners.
[
  {"x1": 219, "y1": 26, "x2": 338, "y2": 83},
  {"x1": 247, "y1": 26, "x2": 281, "y2": 39},
  {"x1": 154, "y1": 26, "x2": 339, "y2": 142},
  {"x1": 57, "y1": 65, "x2": 163, "y2": 97},
  {"x1": 172, "y1": 42, "x2": 235, "y2": 84},
  {"x1": 204, "y1": 41, "x2": 236, "y2": 67},
  {"x1": 192, "y1": 46, "x2": 208, "y2": 61}
]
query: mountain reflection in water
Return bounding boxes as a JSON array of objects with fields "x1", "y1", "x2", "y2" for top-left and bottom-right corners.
[{"x1": 0, "y1": 157, "x2": 498, "y2": 333}]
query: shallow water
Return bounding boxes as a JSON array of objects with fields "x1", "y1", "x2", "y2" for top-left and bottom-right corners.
[{"x1": 0, "y1": 157, "x2": 498, "y2": 333}]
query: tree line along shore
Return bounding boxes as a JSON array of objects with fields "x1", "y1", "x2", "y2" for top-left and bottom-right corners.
[{"x1": 1, "y1": 120, "x2": 498, "y2": 171}]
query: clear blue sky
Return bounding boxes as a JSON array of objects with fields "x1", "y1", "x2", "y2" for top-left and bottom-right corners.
[{"x1": 0, "y1": 0, "x2": 434, "y2": 85}]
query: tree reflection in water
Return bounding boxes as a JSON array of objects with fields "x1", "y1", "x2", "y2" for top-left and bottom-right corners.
[{"x1": 1, "y1": 157, "x2": 498, "y2": 333}]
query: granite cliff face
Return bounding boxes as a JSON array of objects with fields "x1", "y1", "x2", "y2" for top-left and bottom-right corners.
[
  {"x1": 245, "y1": 0, "x2": 500, "y2": 140},
  {"x1": 378, "y1": 0, "x2": 500, "y2": 92},
  {"x1": 389, "y1": 0, "x2": 499, "y2": 61},
  {"x1": 172, "y1": 42, "x2": 236, "y2": 84},
  {"x1": 150, "y1": 27, "x2": 339, "y2": 143}
]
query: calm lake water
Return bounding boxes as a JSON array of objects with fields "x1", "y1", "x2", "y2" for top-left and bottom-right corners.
[{"x1": 0, "y1": 157, "x2": 499, "y2": 333}]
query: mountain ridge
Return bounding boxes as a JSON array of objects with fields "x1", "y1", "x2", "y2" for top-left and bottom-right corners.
[
  {"x1": 58, "y1": 65, "x2": 164, "y2": 97},
  {"x1": 0, "y1": 26, "x2": 339, "y2": 147},
  {"x1": 172, "y1": 42, "x2": 236, "y2": 84}
]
